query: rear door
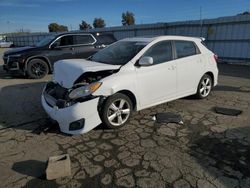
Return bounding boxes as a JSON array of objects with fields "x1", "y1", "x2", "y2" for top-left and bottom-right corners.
[
  {"x1": 73, "y1": 34, "x2": 97, "y2": 59},
  {"x1": 173, "y1": 40, "x2": 205, "y2": 97}
]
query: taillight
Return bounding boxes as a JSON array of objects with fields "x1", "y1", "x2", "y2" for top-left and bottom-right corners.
[
  {"x1": 214, "y1": 54, "x2": 219, "y2": 63},
  {"x1": 214, "y1": 54, "x2": 218, "y2": 62}
]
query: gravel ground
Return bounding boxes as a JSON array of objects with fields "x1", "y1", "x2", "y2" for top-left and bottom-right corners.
[{"x1": 0, "y1": 48, "x2": 250, "y2": 188}]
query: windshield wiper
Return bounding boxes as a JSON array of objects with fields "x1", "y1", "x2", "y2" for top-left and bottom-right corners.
[{"x1": 87, "y1": 56, "x2": 93, "y2": 60}]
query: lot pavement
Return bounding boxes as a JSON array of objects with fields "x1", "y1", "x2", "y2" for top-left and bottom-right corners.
[{"x1": 0, "y1": 48, "x2": 250, "y2": 188}]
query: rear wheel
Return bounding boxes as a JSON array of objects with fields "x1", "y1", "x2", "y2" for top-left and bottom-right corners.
[
  {"x1": 100, "y1": 93, "x2": 133, "y2": 129},
  {"x1": 27, "y1": 59, "x2": 49, "y2": 79},
  {"x1": 195, "y1": 74, "x2": 212, "y2": 99}
]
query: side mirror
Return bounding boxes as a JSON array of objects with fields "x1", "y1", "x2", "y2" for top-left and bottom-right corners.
[{"x1": 138, "y1": 56, "x2": 153, "y2": 66}]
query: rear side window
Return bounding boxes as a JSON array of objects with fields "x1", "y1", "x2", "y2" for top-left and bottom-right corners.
[
  {"x1": 175, "y1": 41, "x2": 198, "y2": 58},
  {"x1": 74, "y1": 35, "x2": 95, "y2": 45},
  {"x1": 143, "y1": 41, "x2": 172, "y2": 65},
  {"x1": 96, "y1": 35, "x2": 116, "y2": 45}
]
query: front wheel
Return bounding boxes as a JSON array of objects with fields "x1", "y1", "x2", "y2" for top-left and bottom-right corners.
[
  {"x1": 195, "y1": 74, "x2": 212, "y2": 99},
  {"x1": 26, "y1": 59, "x2": 49, "y2": 79},
  {"x1": 100, "y1": 93, "x2": 133, "y2": 129}
]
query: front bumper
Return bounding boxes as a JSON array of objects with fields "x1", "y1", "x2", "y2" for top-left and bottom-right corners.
[
  {"x1": 41, "y1": 84, "x2": 102, "y2": 135},
  {"x1": 3, "y1": 56, "x2": 24, "y2": 74}
]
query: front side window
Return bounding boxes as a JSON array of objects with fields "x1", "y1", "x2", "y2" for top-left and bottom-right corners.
[
  {"x1": 143, "y1": 41, "x2": 172, "y2": 65},
  {"x1": 53, "y1": 35, "x2": 74, "y2": 47},
  {"x1": 91, "y1": 41, "x2": 146, "y2": 65},
  {"x1": 74, "y1": 35, "x2": 95, "y2": 45},
  {"x1": 36, "y1": 35, "x2": 56, "y2": 47},
  {"x1": 175, "y1": 41, "x2": 197, "y2": 58}
]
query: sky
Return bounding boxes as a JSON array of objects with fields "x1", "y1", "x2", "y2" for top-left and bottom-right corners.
[{"x1": 0, "y1": 0, "x2": 250, "y2": 33}]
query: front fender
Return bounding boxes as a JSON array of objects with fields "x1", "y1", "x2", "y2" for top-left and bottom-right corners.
[{"x1": 93, "y1": 68, "x2": 139, "y2": 107}]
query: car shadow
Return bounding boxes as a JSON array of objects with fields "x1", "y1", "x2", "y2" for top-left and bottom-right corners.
[
  {"x1": 0, "y1": 82, "x2": 51, "y2": 132},
  {"x1": 218, "y1": 63, "x2": 250, "y2": 79},
  {"x1": 214, "y1": 85, "x2": 250, "y2": 93},
  {"x1": 188, "y1": 126, "x2": 250, "y2": 187}
]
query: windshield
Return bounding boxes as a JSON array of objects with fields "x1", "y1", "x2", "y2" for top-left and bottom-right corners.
[
  {"x1": 91, "y1": 41, "x2": 147, "y2": 65},
  {"x1": 35, "y1": 35, "x2": 56, "y2": 47}
]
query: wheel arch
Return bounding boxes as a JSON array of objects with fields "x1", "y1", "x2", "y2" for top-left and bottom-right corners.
[
  {"x1": 25, "y1": 56, "x2": 52, "y2": 73},
  {"x1": 116, "y1": 90, "x2": 137, "y2": 111},
  {"x1": 204, "y1": 71, "x2": 214, "y2": 86}
]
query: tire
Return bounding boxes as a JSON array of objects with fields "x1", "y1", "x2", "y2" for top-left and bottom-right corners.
[
  {"x1": 195, "y1": 74, "x2": 213, "y2": 99},
  {"x1": 100, "y1": 93, "x2": 133, "y2": 129},
  {"x1": 27, "y1": 59, "x2": 49, "y2": 79}
]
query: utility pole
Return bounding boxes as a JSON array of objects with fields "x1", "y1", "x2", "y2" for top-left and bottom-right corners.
[
  {"x1": 7, "y1": 20, "x2": 10, "y2": 33},
  {"x1": 200, "y1": 6, "x2": 203, "y2": 37}
]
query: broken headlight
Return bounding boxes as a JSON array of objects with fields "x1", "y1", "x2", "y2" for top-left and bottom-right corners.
[{"x1": 68, "y1": 82, "x2": 102, "y2": 100}]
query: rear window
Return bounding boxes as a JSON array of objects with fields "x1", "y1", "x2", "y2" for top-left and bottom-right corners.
[
  {"x1": 74, "y1": 35, "x2": 95, "y2": 45},
  {"x1": 175, "y1": 41, "x2": 198, "y2": 58},
  {"x1": 96, "y1": 34, "x2": 116, "y2": 45}
]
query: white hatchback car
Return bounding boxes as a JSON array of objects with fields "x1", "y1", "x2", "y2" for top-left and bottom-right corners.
[{"x1": 42, "y1": 36, "x2": 218, "y2": 134}]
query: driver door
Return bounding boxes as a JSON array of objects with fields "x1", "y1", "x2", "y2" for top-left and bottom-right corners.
[
  {"x1": 135, "y1": 41, "x2": 177, "y2": 109},
  {"x1": 49, "y1": 35, "x2": 76, "y2": 63}
]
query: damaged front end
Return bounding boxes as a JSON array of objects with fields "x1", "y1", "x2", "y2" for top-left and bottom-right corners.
[
  {"x1": 44, "y1": 69, "x2": 118, "y2": 108},
  {"x1": 42, "y1": 59, "x2": 120, "y2": 134}
]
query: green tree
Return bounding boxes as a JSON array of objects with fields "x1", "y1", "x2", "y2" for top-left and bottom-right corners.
[
  {"x1": 93, "y1": 18, "x2": 106, "y2": 28},
  {"x1": 48, "y1": 23, "x2": 68, "y2": 32},
  {"x1": 79, "y1": 20, "x2": 92, "y2": 30},
  {"x1": 238, "y1": 11, "x2": 250, "y2": 15},
  {"x1": 122, "y1": 11, "x2": 135, "y2": 26}
]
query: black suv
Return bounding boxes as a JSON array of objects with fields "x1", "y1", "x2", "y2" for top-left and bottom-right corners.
[{"x1": 3, "y1": 32, "x2": 116, "y2": 79}]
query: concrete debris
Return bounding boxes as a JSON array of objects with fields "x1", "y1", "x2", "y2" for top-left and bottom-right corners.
[{"x1": 46, "y1": 154, "x2": 71, "y2": 180}]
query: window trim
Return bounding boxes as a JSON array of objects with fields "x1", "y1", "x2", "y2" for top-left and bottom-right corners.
[
  {"x1": 173, "y1": 40, "x2": 201, "y2": 59},
  {"x1": 49, "y1": 33, "x2": 97, "y2": 48},
  {"x1": 139, "y1": 40, "x2": 174, "y2": 66}
]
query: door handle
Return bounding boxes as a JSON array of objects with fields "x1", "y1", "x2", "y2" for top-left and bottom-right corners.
[
  {"x1": 168, "y1": 65, "x2": 176, "y2": 70},
  {"x1": 70, "y1": 47, "x2": 75, "y2": 50}
]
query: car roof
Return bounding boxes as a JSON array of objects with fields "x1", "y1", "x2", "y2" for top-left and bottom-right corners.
[
  {"x1": 122, "y1": 35, "x2": 203, "y2": 43},
  {"x1": 55, "y1": 32, "x2": 113, "y2": 37}
]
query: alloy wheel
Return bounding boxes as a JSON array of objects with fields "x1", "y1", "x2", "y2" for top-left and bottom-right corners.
[
  {"x1": 107, "y1": 98, "x2": 131, "y2": 126},
  {"x1": 31, "y1": 62, "x2": 47, "y2": 77},
  {"x1": 200, "y1": 77, "x2": 212, "y2": 97}
]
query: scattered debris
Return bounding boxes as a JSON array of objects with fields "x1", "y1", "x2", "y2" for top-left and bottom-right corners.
[
  {"x1": 153, "y1": 112, "x2": 184, "y2": 125},
  {"x1": 32, "y1": 119, "x2": 59, "y2": 135},
  {"x1": 46, "y1": 154, "x2": 71, "y2": 180},
  {"x1": 214, "y1": 107, "x2": 242, "y2": 116}
]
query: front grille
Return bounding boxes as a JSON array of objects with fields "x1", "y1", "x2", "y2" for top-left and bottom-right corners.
[
  {"x1": 46, "y1": 82, "x2": 69, "y2": 101},
  {"x1": 44, "y1": 82, "x2": 95, "y2": 109},
  {"x1": 3, "y1": 56, "x2": 8, "y2": 64},
  {"x1": 44, "y1": 82, "x2": 72, "y2": 108}
]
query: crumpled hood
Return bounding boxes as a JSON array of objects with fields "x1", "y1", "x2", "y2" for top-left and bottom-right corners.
[{"x1": 53, "y1": 59, "x2": 120, "y2": 88}]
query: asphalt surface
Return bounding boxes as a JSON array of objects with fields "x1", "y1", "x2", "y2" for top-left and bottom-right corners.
[{"x1": 0, "y1": 48, "x2": 250, "y2": 188}]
